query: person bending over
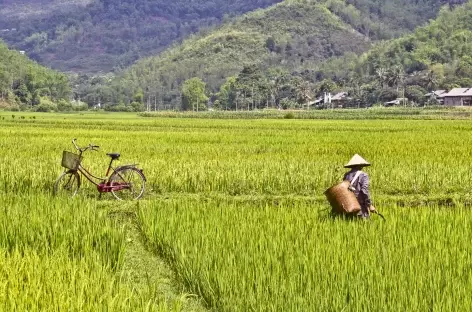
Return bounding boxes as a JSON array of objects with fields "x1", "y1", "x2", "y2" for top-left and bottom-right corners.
[{"x1": 343, "y1": 154, "x2": 374, "y2": 219}]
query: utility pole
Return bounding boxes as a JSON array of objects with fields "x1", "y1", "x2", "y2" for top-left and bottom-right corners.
[
  {"x1": 235, "y1": 92, "x2": 238, "y2": 111},
  {"x1": 252, "y1": 83, "x2": 255, "y2": 110}
]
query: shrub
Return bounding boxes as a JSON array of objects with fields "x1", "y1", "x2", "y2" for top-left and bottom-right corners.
[
  {"x1": 57, "y1": 99, "x2": 73, "y2": 112},
  {"x1": 280, "y1": 99, "x2": 298, "y2": 109},
  {"x1": 35, "y1": 97, "x2": 57, "y2": 112},
  {"x1": 130, "y1": 101, "x2": 145, "y2": 112},
  {"x1": 284, "y1": 112, "x2": 295, "y2": 119},
  {"x1": 73, "y1": 103, "x2": 89, "y2": 111}
]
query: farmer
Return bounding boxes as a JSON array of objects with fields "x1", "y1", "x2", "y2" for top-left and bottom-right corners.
[{"x1": 343, "y1": 154, "x2": 374, "y2": 219}]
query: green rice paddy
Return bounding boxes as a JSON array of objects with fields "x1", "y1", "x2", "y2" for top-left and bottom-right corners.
[{"x1": 1, "y1": 111, "x2": 471, "y2": 311}]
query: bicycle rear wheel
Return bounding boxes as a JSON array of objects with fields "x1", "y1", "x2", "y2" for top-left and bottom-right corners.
[
  {"x1": 54, "y1": 171, "x2": 80, "y2": 197},
  {"x1": 109, "y1": 167, "x2": 145, "y2": 200}
]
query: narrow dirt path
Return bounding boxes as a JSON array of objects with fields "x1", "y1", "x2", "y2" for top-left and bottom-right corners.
[{"x1": 107, "y1": 207, "x2": 208, "y2": 312}]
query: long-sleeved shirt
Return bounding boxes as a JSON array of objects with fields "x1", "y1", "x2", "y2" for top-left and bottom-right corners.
[{"x1": 343, "y1": 169, "x2": 372, "y2": 208}]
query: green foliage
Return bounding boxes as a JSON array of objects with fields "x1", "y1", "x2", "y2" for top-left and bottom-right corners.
[
  {"x1": 216, "y1": 76, "x2": 238, "y2": 110},
  {"x1": 324, "y1": 0, "x2": 465, "y2": 40},
  {"x1": 339, "y1": 1, "x2": 472, "y2": 101},
  {"x1": 35, "y1": 97, "x2": 57, "y2": 112},
  {"x1": 0, "y1": 40, "x2": 70, "y2": 108},
  {"x1": 405, "y1": 85, "x2": 427, "y2": 105},
  {"x1": 1, "y1": 0, "x2": 462, "y2": 73},
  {"x1": 280, "y1": 98, "x2": 298, "y2": 109},
  {"x1": 110, "y1": 1, "x2": 369, "y2": 109},
  {"x1": 57, "y1": 99, "x2": 73, "y2": 112},
  {"x1": 72, "y1": 101, "x2": 89, "y2": 111},
  {"x1": 283, "y1": 112, "x2": 295, "y2": 119},
  {"x1": 107, "y1": 0, "x2": 469, "y2": 110},
  {"x1": 133, "y1": 89, "x2": 144, "y2": 104},
  {"x1": 131, "y1": 101, "x2": 145, "y2": 112},
  {"x1": 6, "y1": 0, "x2": 466, "y2": 110},
  {"x1": 181, "y1": 78, "x2": 208, "y2": 111},
  {"x1": 317, "y1": 79, "x2": 338, "y2": 94},
  {"x1": 104, "y1": 103, "x2": 134, "y2": 112},
  {"x1": 0, "y1": 0, "x2": 282, "y2": 72}
]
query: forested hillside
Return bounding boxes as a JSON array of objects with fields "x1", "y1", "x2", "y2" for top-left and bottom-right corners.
[
  {"x1": 109, "y1": 1, "x2": 370, "y2": 108},
  {"x1": 314, "y1": 1, "x2": 472, "y2": 105},
  {"x1": 91, "y1": 0, "x2": 472, "y2": 111},
  {"x1": 0, "y1": 40, "x2": 70, "y2": 110},
  {"x1": 93, "y1": 0, "x2": 467, "y2": 110},
  {"x1": 325, "y1": 0, "x2": 466, "y2": 40},
  {"x1": 0, "y1": 0, "x2": 282, "y2": 72},
  {"x1": 2, "y1": 0, "x2": 469, "y2": 111},
  {"x1": 0, "y1": 0, "x2": 465, "y2": 73}
]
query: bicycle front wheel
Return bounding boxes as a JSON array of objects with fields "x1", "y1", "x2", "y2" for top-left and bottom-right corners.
[
  {"x1": 54, "y1": 171, "x2": 80, "y2": 197},
  {"x1": 109, "y1": 167, "x2": 145, "y2": 200}
]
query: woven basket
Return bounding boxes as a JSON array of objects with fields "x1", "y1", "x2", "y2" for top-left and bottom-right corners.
[
  {"x1": 61, "y1": 151, "x2": 82, "y2": 171},
  {"x1": 324, "y1": 180, "x2": 361, "y2": 214}
]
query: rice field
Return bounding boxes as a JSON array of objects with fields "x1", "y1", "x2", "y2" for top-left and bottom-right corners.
[{"x1": 1, "y1": 111, "x2": 472, "y2": 310}]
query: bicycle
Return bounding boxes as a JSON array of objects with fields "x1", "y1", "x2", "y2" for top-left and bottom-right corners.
[{"x1": 54, "y1": 139, "x2": 146, "y2": 200}]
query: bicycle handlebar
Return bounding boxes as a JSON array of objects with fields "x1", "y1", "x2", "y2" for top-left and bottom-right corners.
[
  {"x1": 72, "y1": 138, "x2": 81, "y2": 152},
  {"x1": 72, "y1": 139, "x2": 100, "y2": 152}
]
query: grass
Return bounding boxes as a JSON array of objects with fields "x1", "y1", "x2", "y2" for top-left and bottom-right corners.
[
  {"x1": 138, "y1": 197, "x2": 472, "y2": 311},
  {"x1": 1, "y1": 111, "x2": 472, "y2": 310},
  {"x1": 139, "y1": 106, "x2": 472, "y2": 120},
  {"x1": 0, "y1": 194, "x2": 165, "y2": 310},
  {"x1": 108, "y1": 204, "x2": 207, "y2": 312}
]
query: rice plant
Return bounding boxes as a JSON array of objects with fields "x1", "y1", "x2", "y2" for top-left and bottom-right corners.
[{"x1": 1, "y1": 111, "x2": 472, "y2": 310}]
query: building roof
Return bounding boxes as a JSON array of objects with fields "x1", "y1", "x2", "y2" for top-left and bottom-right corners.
[
  {"x1": 441, "y1": 88, "x2": 472, "y2": 97},
  {"x1": 384, "y1": 98, "x2": 407, "y2": 105},
  {"x1": 331, "y1": 92, "x2": 348, "y2": 101},
  {"x1": 425, "y1": 90, "x2": 446, "y2": 97},
  {"x1": 307, "y1": 97, "x2": 323, "y2": 105}
]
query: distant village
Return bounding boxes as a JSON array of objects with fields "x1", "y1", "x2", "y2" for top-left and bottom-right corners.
[
  {"x1": 307, "y1": 88, "x2": 472, "y2": 109},
  {"x1": 6, "y1": 43, "x2": 472, "y2": 111}
]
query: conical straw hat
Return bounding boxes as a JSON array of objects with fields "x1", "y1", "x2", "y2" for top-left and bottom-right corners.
[{"x1": 344, "y1": 154, "x2": 371, "y2": 168}]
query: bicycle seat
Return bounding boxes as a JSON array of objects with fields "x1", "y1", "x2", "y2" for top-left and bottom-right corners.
[{"x1": 107, "y1": 153, "x2": 120, "y2": 160}]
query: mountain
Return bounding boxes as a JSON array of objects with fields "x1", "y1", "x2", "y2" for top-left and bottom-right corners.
[
  {"x1": 101, "y1": 0, "x2": 467, "y2": 109},
  {"x1": 325, "y1": 0, "x2": 466, "y2": 40},
  {"x1": 0, "y1": 0, "x2": 282, "y2": 73},
  {"x1": 112, "y1": 1, "x2": 369, "y2": 103},
  {"x1": 0, "y1": 40, "x2": 70, "y2": 109},
  {"x1": 357, "y1": 1, "x2": 472, "y2": 91},
  {"x1": 2, "y1": 0, "x2": 465, "y2": 110},
  {"x1": 0, "y1": 0, "x2": 463, "y2": 74}
]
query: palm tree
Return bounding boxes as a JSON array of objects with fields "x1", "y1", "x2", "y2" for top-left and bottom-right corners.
[
  {"x1": 426, "y1": 70, "x2": 438, "y2": 92},
  {"x1": 294, "y1": 79, "x2": 313, "y2": 109},
  {"x1": 375, "y1": 67, "x2": 388, "y2": 89},
  {"x1": 387, "y1": 66, "x2": 404, "y2": 90},
  {"x1": 387, "y1": 66, "x2": 405, "y2": 105}
]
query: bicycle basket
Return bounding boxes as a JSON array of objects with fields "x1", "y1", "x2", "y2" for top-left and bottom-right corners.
[{"x1": 61, "y1": 151, "x2": 82, "y2": 170}]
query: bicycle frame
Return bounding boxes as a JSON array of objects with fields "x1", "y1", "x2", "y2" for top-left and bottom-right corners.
[
  {"x1": 67, "y1": 139, "x2": 134, "y2": 193},
  {"x1": 76, "y1": 163, "x2": 125, "y2": 193}
]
